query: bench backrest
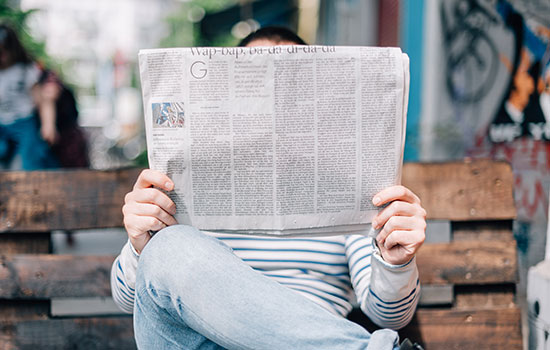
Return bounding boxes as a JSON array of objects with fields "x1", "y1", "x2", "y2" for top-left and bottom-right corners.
[{"x1": 0, "y1": 160, "x2": 522, "y2": 349}]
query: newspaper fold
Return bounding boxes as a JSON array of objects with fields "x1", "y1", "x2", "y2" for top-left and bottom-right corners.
[{"x1": 139, "y1": 45, "x2": 409, "y2": 236}]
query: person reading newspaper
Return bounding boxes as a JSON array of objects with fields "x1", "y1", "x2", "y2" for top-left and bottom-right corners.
[{"x1": 112, "y1": 27, "x2": 426, "y2": 350}]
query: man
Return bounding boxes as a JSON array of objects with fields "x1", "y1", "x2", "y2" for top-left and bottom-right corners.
[{"x1": 112, "y1": 27, "x2": 426, "y2": 350}]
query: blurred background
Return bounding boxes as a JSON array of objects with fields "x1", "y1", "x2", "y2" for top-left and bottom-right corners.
[{"x1": 2, "y1": 0, "x2": 550, "y2": 347}]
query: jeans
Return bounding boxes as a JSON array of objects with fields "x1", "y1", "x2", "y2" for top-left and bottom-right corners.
[
  {"x1": 134, "y1": 225, "x2": 400, "y2": 350},
  {"x1": 0, "y1": 116, "x2": 58, "y2": 170}
]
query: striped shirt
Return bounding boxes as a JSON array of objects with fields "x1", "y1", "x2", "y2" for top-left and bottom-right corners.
[{"x1": 111, "y1": 229, "x2": 420, "y2": 330}]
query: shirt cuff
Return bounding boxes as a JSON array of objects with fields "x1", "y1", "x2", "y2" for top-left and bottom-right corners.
[
  {"x1": 369, "y1": 242, "x2": 419, "y2": 304},
  {"x1": 128, "y1": 240, "x2": 141, "y2": 258}
]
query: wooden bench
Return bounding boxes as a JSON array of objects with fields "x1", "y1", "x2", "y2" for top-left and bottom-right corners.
[{"x1": 0, "y1": 159, "x2": 522, "y2": 349}]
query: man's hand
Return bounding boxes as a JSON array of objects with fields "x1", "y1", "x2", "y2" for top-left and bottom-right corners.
[
  {"x1": 371, "y1": 185, "x2": 426, "y2": 265},
  {"x1": 122, "y1": 169, "x2": 178, "y2": 254}
]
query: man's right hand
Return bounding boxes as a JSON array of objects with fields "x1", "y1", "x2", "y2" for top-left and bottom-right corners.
[{"x1": 123, "y1": 169, "x2": 178, "y2": 254}]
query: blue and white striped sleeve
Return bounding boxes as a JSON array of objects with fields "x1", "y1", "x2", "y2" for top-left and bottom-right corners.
[
  {"x1": 110, "y1": 240, "x2": 139, "y2": 314},
  {"x1": 345, "y1": 231, "x2": 420, "y2": 330}
]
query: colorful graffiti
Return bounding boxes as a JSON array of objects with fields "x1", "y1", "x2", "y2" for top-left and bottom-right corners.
[
  {"x1": 440, "y1": 0, "x2": 501, "y2": 104},
  {"x1": 435, "y1": 0, "x2": 550, "y2": 296},
  {"x1": 489, "y1": 1, "x2": 550, "y2": 142}
]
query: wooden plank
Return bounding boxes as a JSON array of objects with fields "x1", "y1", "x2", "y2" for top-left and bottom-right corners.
[
  {"x1": 455, "y1": 285, "x2": 516, "y2": 309},
  {"x1": 0, "y1": 255, "x2": 115, "y2": 298},
  {"x1": 0, "y1": 300, "x2": 49, "y2": 321},
  {"x1": 0, "y1": 233, "x2": 51, "y2": 254},
  {"x1": 0, "y1": 239, "x2": 518, "y2": 298},
  {"x1": 0, "y1": 168, "x2": 142, "y2": 232},
  {"x1": 349, "y1": 307, "x2": 523, "y2": 349},
  {"x1": 0, "y1": 160, "x2": 515, "y2": 230},
  {"x1": 416, "y1": 241, "x2": 518, "y2": 285},
  {"x1": 399, "y1": 307, "x2": 523, "y2": 350},
  {"x1": 452, "y1": 221, "x2": 515, "y2": 242},
  {"x1": 402, "y1": 160, "x2": 516, "y2": 221},
  {"x1": 0, "y1": 232, "x2": 52, "y2": 324},
  {"x1": 0, "y1": 317, "x2": 135, "y2": 350}
]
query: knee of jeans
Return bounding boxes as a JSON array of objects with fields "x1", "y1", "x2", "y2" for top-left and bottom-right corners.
[{"x1": 137, "y1": 225, "x2": 219, "y2": 287}]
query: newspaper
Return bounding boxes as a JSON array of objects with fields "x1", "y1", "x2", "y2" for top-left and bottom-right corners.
[{"x1": 138, "y1": 45, "x2": 409, "y2": 236}]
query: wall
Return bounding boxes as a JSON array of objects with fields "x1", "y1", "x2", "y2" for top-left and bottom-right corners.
[{"x1": 421, "y1": 0, "x2": 550, "y2": 291}]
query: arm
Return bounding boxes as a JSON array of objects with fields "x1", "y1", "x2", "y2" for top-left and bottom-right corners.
[
  {"x1": 346, "y1": 234, "x2": 420, "y2": 329},
  {"x1": 111, "y1": 169, "x2": 178, "y2": 312},
  {"x1": 346, "y1": 185, "x2": 426, "y2": 329},
  {"x1": 32, "y1": 81, "x2": 60, "y2": 145},
  {"x1": 111, "y1": 241, "x2": 140, "y2": 313}
]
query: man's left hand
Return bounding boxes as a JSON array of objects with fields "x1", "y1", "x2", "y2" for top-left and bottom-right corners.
[{"x1": 371, "y1": 185, "x2": 426, "y2": 265}]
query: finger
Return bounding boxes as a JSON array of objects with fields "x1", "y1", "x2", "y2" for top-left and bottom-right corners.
[
  {"x1": 384, "y1": 230, "x2": 412, "y2": 250},
  {"x1": 125, "y1": 188, "x2": 177, "y2": 215},
  {"x1": 372, "y1": 201, "x2": 426, "y2": 229},
  {"x1": 140, "y1": 215, "x2": 169, "y2": 232},
  {"x1": 124, "y1": 202, "x2": 178, "y2": 226},
  {"x1": 372, "y1": 185, "x2": 421, "y2": 207},
  {"x1": 124, "y1": 214, "x2": 168, "y2": 239},
  {"x1": 384, "y1": 229, "x2": 425, "y2": 251},
  {"x1": 134, "y1": 169, "x2": 174, "y2": 191},
  {"x1": 376, "y1": 216, "x2": 423, "y2": 245}
]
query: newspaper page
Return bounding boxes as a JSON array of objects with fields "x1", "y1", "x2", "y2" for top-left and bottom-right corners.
[{"x1": 139, "y1": 45, "x2": 409, "y2": 235}]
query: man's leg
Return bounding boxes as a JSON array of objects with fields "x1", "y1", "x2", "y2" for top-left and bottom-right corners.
[{"x1": 134, "y1": 225, "x2": 399, "y2": 350}]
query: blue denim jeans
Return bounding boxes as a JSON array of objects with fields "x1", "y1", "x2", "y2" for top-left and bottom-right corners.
[
  {"x1": 134, "y1": 225, "x2": 400, "y2": 350},
  {"x1": 0, "y1": 116, "x2": 58, "y2": 170}
]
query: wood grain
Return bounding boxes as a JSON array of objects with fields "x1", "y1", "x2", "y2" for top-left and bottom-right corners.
[
  {"x1": 0, "y1": 233, "x2": 51, "y2": 254},
  {"x1": 0, "y1": 317, "x2": 135, "y2": 350},
  {"x1": 349, "y1": 306, "x2": 522, "y2": 349},
  {"x1": 455, "y1": 285, "x2": 516, "y2": 309},
  {"x1": 0, "y1": 300, "x2": 49, "y2": 321},
  {"x1": 402, "y1": 160, "x2": 516, "y2": 221},
  {"x1": 0, "y1": 161, "x2": 516, "y2": 231},
  {"x1": 0, "y1": 255, "x2": 114, "y2": 298},
  {"x1": 400, "y1": 307, "x2": 523, "y2": 350},
  {"x1": 452, "y1": 221, "x2": 515, "y2": 241},
  {"x1": 0, "y1": 168, "x2": 142, "y2": 232},
  {"x1": 416, "y1": 240, "x2": 518, "y2": 285},
  {"x1": 0, "y1": 240, "x2": 517, "y2": 298}
]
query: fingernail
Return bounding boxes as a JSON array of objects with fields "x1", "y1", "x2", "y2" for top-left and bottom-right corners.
[
  {"x1": 372, "y1": 220, "x2": 378, "y2": 228},
  {"x1": 165, "y1": 182, "x2": 173, "y2": 190},
  {"x1": 373, "y1": 196, "x2": 381, "y2": 205}
]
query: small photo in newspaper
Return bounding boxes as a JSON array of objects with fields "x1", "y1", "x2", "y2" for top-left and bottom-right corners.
[{"x1": 152, "y1": 102, "x2": 185, "y2": 128}]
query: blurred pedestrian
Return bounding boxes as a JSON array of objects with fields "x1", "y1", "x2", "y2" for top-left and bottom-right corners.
[
  {"x1": 0, "y1": 23, "x2": 58, "y2": 170},
  {"x1": 35, "y1": 69, "x2": 89, "y2": 168}
]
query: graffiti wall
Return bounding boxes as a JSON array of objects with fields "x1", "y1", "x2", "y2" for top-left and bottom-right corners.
[{"x1": 424, "y1": 0, "x2": 550, "y2": 290}]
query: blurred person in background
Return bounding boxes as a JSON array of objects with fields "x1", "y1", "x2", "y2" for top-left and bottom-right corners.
[
  {"x1": 0, "y1": 23, "x2": 88, "y2": 170},
  {"x1": 35, "y1": 68, "x2": 89, "y2": 168},
  {"x1": 0, "y1": 23, "x2": 58, "y2": 170}
]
